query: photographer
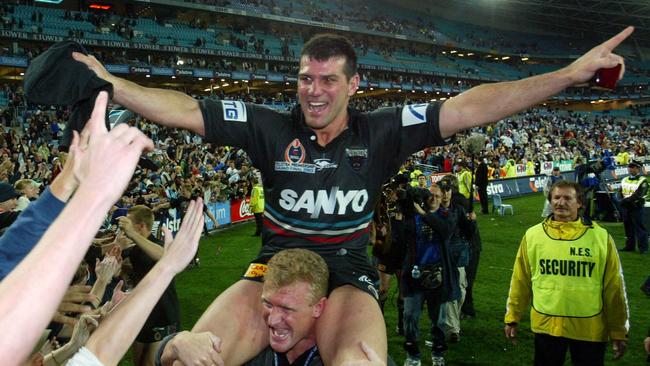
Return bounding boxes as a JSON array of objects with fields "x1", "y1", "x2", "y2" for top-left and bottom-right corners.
[
  {"x1": 436, "y1": 176, "x2": 477, "y2": 342},
  {"x1": 402, "y1": 184, "x2": 459, "y2": 366},
  {"x1": 574, "y1": 158, "x2": 606, "y2": 220},
  {"x1": 372, "y1": 174, "x2": 410, "y2": 335}
]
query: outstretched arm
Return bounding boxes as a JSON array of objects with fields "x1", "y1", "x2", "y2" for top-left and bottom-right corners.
[
  {"x1": 439, "y1": 27, "x2": 634, "y2": 138},
  {"x1": 85, "y1": 199, "x2": 204, "y2": 366},
  {"x1": 0, "y1": 92, "x2": 153, "y2": 364},
  {"x1": 72, "y1": 52, "x2": 205, "y2": 136}
]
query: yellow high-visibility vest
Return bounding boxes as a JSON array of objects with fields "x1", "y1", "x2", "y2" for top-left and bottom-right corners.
[
  {"x1": 525, "y1": 222, "x2": 608, "y2": 317},
  {"x1": 621, "y1": 176, "x2": 645, "y2": 198}
]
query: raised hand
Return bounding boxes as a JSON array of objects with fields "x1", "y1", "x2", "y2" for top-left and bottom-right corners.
[
  {"x1": 95, "y1": 256, "x2": 121, "y2": 284},
  {"x1": 71, "y1": 52, "x2": 113, "y2": 82},
  {"x1": 69, "y1": 313, "x2": 100, "y2": 349},
  {"x1": 565, "y1": 27, "x2": 634, "y2": 85},
  {"x1": 109, "y1": 280, "x2": 128, "y2": 308},
  {"x1": 117, "y1": 216, "x2": 135, "y2": 235},
  {"x1": 52, "y1": 285, "x2": 97, "y2": 326},
  {"x1": 159, "y1": 199, "x2": 204, "y2": 274},
  {"x1": 70, "y1": 91, "x2": 154, "y2": 205}
]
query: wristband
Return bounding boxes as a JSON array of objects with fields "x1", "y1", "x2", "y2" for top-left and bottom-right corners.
[{"x1": 155, "y1": 332, "x2": 178, "y2": 366}]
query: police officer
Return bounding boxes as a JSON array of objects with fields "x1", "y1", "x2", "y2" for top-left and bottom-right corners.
[
  {"x1": 250, "y1": 175, "x2": 265, "y2": 237},
  {"x1": 504, "y1": 181, "x2": 628, "y2": 365},
  {"x1": 619, "y1": 159, "x2": 648, "y2": 254}
]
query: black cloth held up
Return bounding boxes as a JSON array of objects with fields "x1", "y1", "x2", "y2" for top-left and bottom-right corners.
[{"x1": 24, "y1": 40, "x2": 113, "y2": 148}]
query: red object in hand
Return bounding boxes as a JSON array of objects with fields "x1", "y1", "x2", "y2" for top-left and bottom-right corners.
[{"x1": 593, "y1": 64, "x2": 622, "y2": 90}]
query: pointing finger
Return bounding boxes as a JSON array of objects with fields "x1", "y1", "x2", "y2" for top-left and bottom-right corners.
[
  {"x1": 87, "y1": 91, "x2": 110, "y2": 138},
  {"x1": 601, "y1": 26, "x2": 634, "y2": 51}
]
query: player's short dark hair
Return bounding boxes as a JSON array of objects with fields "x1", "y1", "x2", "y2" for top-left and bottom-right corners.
[{"x1": 301, "y1": 33, "x2": 357, "y2": 79}]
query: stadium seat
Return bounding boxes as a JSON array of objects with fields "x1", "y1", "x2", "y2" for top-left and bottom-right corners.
[{"x1": 492, "y1": 194, "x2": 513, "y2": 216}]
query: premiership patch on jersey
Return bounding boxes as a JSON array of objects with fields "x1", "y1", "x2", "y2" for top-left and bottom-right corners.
[
  {"x1": 346, "y1": 148, "x2": 368, "y2": 171},
  {"x1": 274, "y1": 161, "x2": 316, "y2": 173},
  {"x1": 401, "y1": 103, "x2": 428, "y2": 127},
  {"x1": 243, "y1": 263, "x2": 268, "y2": 278},
  {"x1": 221, "y1": 100, "x2": 247, "y2": 122},
  {"x1": 284, "y1": 139, "x2": 306, "y2": 164}
]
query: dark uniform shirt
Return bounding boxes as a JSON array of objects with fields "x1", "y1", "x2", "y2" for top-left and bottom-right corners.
[
  {"x1": 130, "y1": 235, "x2": 180, "y2": 342},
  {"x1": 243, "y1": 346, "x2": 322, "y2": 366},
  {"x1": 200, "y1": 100, "x2": 449, "y2": 254}
]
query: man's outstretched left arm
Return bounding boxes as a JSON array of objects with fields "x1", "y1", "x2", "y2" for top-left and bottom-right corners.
[{"x1": 439, "y1": 27, "x2": 634, "y2": 138}]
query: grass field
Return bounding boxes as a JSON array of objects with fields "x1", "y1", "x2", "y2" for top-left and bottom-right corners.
[{"x1": 120, "y1": 193, "x2": 649, "y2": 365}]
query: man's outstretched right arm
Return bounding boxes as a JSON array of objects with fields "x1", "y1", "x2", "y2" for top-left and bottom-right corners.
[{"x1": 72, "y1": 52, "x2": 205, "y2": 136}]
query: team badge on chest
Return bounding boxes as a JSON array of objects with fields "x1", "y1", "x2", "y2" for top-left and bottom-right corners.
[
  {"x1": 285, "y1": 138, "x2": 306, "y2": 164},
  {"x1": 346, "y1": 147, "x2": 368, "y2": 171},
  {"x1": 275, "y1": 138, "x2": 315, "y2": 173}
]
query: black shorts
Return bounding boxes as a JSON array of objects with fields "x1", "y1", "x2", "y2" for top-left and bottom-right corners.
[{"x1": 242, "y1": 246, "x2": 380, "y2": 301}]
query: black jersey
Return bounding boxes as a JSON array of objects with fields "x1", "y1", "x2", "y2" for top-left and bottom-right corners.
[{"x1": 200, "y1": 100, "x2": 449, "y2": 253}]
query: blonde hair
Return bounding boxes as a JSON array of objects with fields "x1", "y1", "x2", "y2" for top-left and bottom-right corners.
[
  {"x1": 265, "y1": 249, "x2": 329, "y2": 304},
  {"x1": 14, "y1": 179, "x2": 37, "y2": 192},
  {"x1": 128, "y1": 205, "x2": 154, "y2": 230}
]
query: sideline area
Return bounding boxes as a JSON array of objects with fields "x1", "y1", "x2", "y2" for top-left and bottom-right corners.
[{"x1": 161, "y1": 193, "x2": 649, "y2": 366}]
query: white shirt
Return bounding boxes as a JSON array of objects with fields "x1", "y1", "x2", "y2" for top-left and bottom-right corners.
[{"x1": 66, "y1": 347, "x2": 104, "y2": 366}]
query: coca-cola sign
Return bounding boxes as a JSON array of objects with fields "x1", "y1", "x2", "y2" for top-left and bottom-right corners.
[{"x1": 230, "y1": 197, "x2": 254, "y2": 223}]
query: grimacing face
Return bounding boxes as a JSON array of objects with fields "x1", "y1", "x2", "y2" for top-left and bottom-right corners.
[
  {"x1": 261, "y1": 281, "x2": 324, "y2": 354},
  {"x1": 550, "y1": 186, "x2": 582, "y2": 222},
  {"x1": 297, "y1": 56, "x2": 359, "y2": 132}
]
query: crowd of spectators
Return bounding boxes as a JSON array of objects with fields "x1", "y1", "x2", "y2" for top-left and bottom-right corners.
[
  {"x1": 0, "y1": 0, "x2": 604, "y2": 67},
  {"x1": 2, "y1": 81, "x2": 648, "y2": 193},
  {"x1": 415, "y1": 109, "x2": 650, "y2": 178},
  {"x1": 0, "y1": 73, "x2": 648, "y2": 366},
  {"x1": 2, "y1": 0, "x2": 650, "y2": 95}
]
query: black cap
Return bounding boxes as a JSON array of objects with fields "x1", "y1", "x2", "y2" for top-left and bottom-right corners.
[
  {"x1": 0, "y1": 182, "x2": 20, "y2": 202},
  {"x1": 628, "y1": 160, "x2": 643, "y2": 168}
]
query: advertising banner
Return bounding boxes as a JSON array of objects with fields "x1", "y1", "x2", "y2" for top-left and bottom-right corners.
[
  {"x1": 230, "y1": 197, "x2": 254, "y2": 223},
  {"x1": 540, "y1": 161, "x2": 554, "y2": 175},
  {"x1": 151, "y1": 67, "x2": 174, "y2": 76},
  {"x1": 205, "y1": 201, "x2": 231, "y2": 229},
  {"x1": 0, "y1": 56, "x2": 28, "y2": 67},
  {"x1": 193, "y1": 69, "x2": 214, "y2": 78},
  {"x1": 515, "y1": 164, "x2": 526, "y2": 176},
  {"x1": 485, "y1": 160, "x2": 650, "y2": 199}
]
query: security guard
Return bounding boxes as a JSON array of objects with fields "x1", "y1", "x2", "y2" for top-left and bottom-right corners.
[
  {"x1": 504, "y1": 181, "x2": 628, "y2": 365},
  {"x1": 250, "y1": 176, "x2": 265, "y2": 237},
  {"x1": 456, "y1": 161, "x2": 472, "y2": 200},
  {"x1": 619, "y1": 160, "x2": 648, "y2": 253}
]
